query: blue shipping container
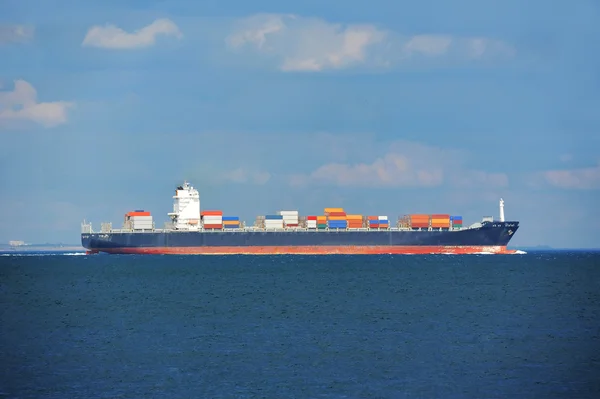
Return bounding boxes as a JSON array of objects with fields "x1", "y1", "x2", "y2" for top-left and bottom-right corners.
[
  {"x1": 222, "y1": 216, "x2": 240, "y2": 221},
  {"x1": 224, "y1": 224, "x2": 239, "y2": 228},
  {"x1": 265, "y1": 215, "x2": 284, "y2": 220},
  {"x1": 450, "y1": 216, "x2": 463, "y2": 221}
]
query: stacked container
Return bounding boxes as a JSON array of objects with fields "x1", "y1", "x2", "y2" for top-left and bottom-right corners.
[
  {"x1": 325, "y1": 208, "x2": 347, "y2": 229},
  {"x1": 202, "y1": 210, "x2": 223, "y2": 229},
  {"x1": 316, "y1": 216, "x2": 327, "y2": 229},
  {"x1": 368, "y1": 216, "x2": 379, "y2": 228},
  {"x1": 346, "y1": 215, "x2": 363, "y2": 229},
  {"x1": 306, "y1": 216, "x2": 317, "y2": 229},
  {"x1": 126, "y1": 211, "x2": 153, "y2": 230},
  {"x1": 222, "y1": 216, "x2": 240, "y2": 229},
  {"x1": 278, "y1": 211, "x2": 299, "y2": 227},
  {"x1": 378, "y1": 216, "x2": 389, "y2": 229},
  {"x1": 265, "y1": 214, "x2": 284, "y2": 229},
  {"x1": 410, "y1": 214, "x2": 430, "y2": 229},
  {"x1": 451, "y1": 216, "x2": 463, "y2": 229},
  {"x1": 431, "y1": 214, "x2": 450, "y2": 229}
]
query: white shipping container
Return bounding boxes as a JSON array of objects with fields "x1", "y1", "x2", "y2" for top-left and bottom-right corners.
[
  {"x1": 378, "y1": 216, "x2": 388, "y2": 220},
  {"x1": 130, "y1": 216, "x2": 153, "y2": 222},
  {"x1": 278, "y1": 211, "x2": 299, "y2": 216},
  {"x1": 132, "y1": 224, "x2": 153, "y2": 229},
  {"x1": 203, "y1": 217, "x2": 223, "y2": 221}
]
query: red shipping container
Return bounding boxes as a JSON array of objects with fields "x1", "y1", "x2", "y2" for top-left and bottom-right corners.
[
  {"x1": 203, "y1": 224, "x2": 222, "y2": 228},
  {"x1": 127, "y1": 211, "x2": 151, "y2": 217},
  {"x1": 431, "y1": 214, "x2": 450, "y2": 219},
  {"x1": 307, "y1": 216, "x2": 317, "y2": 220},
  {"x1": 327, "y1": 212, "x2": 346, "y2": 217},
  {"x1": 201, "y1": 210, "x2": 223, "y2": 216}
]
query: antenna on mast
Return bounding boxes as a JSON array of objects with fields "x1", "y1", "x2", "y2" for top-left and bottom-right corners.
[{"x1": 499, "y1": 198, "x2": 505, "y2": 222}]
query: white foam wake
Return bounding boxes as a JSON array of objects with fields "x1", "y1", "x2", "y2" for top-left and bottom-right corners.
[{"x1": 0, "y1": 252, "x2": 87, "y2": 257}]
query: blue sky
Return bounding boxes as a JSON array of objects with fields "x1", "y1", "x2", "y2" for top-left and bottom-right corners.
[{"x1": 1, "y1": 0, "x2": 599, "y2": 248}]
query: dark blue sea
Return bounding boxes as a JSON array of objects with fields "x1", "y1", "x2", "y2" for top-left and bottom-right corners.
[{"x1": 1, "y1": 251, "x2": 599, "y2": 398}]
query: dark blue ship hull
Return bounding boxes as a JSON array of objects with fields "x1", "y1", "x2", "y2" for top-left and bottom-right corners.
[{"x1": 81, "y1": 221, "x2": 520, "y2": 254}]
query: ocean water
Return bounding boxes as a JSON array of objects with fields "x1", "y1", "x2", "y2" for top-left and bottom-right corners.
[{"x1": 1, "y1": 251, "x2": 599, "y2": 398}]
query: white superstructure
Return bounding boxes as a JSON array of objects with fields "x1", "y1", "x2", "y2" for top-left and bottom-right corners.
[
  {"x1": 168, "y1": 181, "x2": 201, "y2": 230},
  {"x1": 499, "y1": 198, "x2": 505, "y2": 222}
]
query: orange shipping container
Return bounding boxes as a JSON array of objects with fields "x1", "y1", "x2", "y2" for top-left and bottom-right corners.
[
  {"x1": 431, "y1": 214, "x2": 450, "y2": 219},
  {"x1": 346, "y1": 215, "x2": 363, "y2": 220},
  {"x1": 328, "y1": 216, "x2": 347, "y2": 221},
  {"x1": 324, "y1": 208, "x2": 344, "y2": 213},
  {"x1": 127, "y1": 211, "x2": 151, "y2": 217},
  {"x1": 202, "y1": 210, "x2": 223, "y2": 216},
  {"x1": 367, "y1": 216, "x2": 378, "y2": 220}
]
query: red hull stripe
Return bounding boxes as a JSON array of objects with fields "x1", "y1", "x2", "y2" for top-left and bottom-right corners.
[{"x1": 92, "y1": 245, "x2": 517, "y2": 255}]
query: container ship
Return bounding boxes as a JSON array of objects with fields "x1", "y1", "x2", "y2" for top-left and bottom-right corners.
[{"x1": 81, "y1": 181, "x2": 520, "y2": 255}]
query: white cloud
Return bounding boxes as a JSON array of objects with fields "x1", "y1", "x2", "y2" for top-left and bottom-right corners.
[
  {"x1": 289, "y1": 140, "x2": 509, "y2": 189},
  {"x1": 226, "y1": 14, "x2": 516, "y2": 71},
  {"x1": 542, "y1": 162, "x2": 600, "y2": 190},
  {"x1": 82, "y1": 18, "x2": 183, "y2": 49},
  {"x1": 0, "y1": 79, "x2": 73, "y2": 128},
  {"x1": 0, "y1": 24, "x2": 34, "y2": 44},
  {"x1": 221, "y1": 167, "x2": 271, "y2": 185},
  {"x1": 227, "y1": 14, "x2": 387, "y2": 71}
]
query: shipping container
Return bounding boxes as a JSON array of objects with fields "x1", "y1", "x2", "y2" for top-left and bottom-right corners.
[
  {"x1": 326, "y1": 212, "x2": 347, "y2": 217},
  {"x1": 201, "y1": 210, "x2": 223, "y2": 216},
  {"x1": 131, "y1": 217, "x2": 152, "y2": 222},
  {"x1": 265, "y1": 215, "x2": 284, "y2": 220},
  {"x1": 431, "y1": 214, "x2": 450, "y2": 219},
  {"x1": 324, "y1": 208, "x2": 344, "y2": 213},
  {"x1": 346, "y1": 215, "x2": 363, "y2": 220},
  {"x1": 327, "y1": 216, "x2": 347, "y2": 221},
  {"x1": 278, "y1": 210, "x2": 299, "y2": 215},
  {"x1": 203, "y1": 224, "x2": 222, "y2": 229},
  {"x1": 127, "y1": 211, "x2": 151, "y2": 217},
  {"x1": 307, "y1": 216, "x2": 317, "y2": 220},
  {"x1": 222, "y1": 216, "x2": 239, "y2": 221}
]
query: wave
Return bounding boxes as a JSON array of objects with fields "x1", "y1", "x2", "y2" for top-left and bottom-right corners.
[{"x1": 0, "y1": 251, "x2": 87, "y2": 257}]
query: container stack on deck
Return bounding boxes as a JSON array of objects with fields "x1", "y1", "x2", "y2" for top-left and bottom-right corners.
[
  {"x1": 410, "y1": 214, "x2": 430, "y2": 229},
  {"x1": 278, "y1": 211, "x2": 299, "y2": 227},
  {"x1": 202, "y1": 210, "x2": 223, "y2": 229},
  {"x1": 126, "y1": 210, "x2": 153, "y2": 230},
  {"x1": 325, "y1": 208, "x2": 347, "y2": 230},
  {"x1": 451, "y1": 216, "x2": 463, "y2": 229},
  {"x1": 431, "y1": 214, "x2": 450, "y2": 229},
  {"x1": 196, "y1": 206, "x2": 460, "y2": 231},
  {"x1": 317, "y1": 216, "x2": 327, "y2": 229},
  {"x1": 222, "y1": 216, "x2": 240, "y2": 229},
  {"x1": 265, "y1": 214, "x2": 284, "y2": 229},
  {"x1": 346, "y1": 214, "x2": 363, "y2": 229}
]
